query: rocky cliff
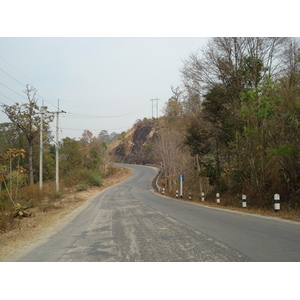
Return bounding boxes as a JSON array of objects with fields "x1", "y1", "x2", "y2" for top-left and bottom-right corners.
[{"x1": 109, "y1": 119, "x2": 159, "y2": 164}]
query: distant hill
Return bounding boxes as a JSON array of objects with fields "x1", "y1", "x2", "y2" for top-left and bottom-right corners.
[{"x1": 108, "y1": 119, "x2": 159, "y2": 164}]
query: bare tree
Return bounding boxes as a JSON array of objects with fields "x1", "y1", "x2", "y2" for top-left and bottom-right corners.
[{"x1": 181, "y1": 37, "x2": 291, "y2": 93}]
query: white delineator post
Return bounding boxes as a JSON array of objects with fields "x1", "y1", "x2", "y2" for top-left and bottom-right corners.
[
  {"x1": 216, "y1": 193, "x2": 220, "y2": 204},
  {"x1": 242, "y1": 194, "x2": 247, "y2": 208},
  {"x1": 180, "y1": 174, "x2": 183, "y2": 199},
  {"x1": 274, "y1": 194, "x2": 280, "y2": 213},
  {"x1": 201, "y1": 192, "x2": 205, "y2": 202},
  {"x1": 176, "y1": 190, "x2": 178, "y2": 198}
]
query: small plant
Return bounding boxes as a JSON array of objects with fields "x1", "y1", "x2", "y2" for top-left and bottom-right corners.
[
  {"x1": 106, "y1": 164, "x2": 117, "y2": 176},
  {"x1": 13, "y1": 203, "x2": 29, "y2": 218},
  {"x1": 76, "y1": 182, "x2": 89, "y2": 191},
  {"x1": 0, "y1": 148, "x2": 27, "y2": 213},
  {"x1": 53, "y1": 190, "x2": 64, "y2": 199}
]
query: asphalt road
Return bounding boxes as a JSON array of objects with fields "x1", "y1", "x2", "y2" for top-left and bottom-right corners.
[{"x1": 16, "y1": 164, "x2": 300, "y2": 262}]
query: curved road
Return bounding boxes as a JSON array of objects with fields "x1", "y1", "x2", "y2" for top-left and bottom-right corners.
[{"x1": 16, "y1": 164, "x2": 300, "y2": 262}]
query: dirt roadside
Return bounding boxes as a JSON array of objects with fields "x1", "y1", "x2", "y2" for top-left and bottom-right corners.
[{"x1": 0, "y1": 166, "x2": 133, "y2": 262}]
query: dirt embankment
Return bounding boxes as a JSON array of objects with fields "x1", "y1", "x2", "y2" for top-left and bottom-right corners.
[{"x1": 0, "y1": 166, "x2": 133, "y2": 262}]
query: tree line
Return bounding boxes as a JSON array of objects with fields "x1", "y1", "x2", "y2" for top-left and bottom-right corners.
[
  {"x1": 154, "y1": 37, "x2": 300, "y2": 209},
  {"x1": 0, "y1": 85, "x2": 121, "y2": 193}
]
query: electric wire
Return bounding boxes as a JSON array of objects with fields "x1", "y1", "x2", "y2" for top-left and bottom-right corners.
[
  {"x1": 0, "y1": 55, "x2": 153, "y2": 139},
  {"x1": 0, "y1": 92, "x2": 17, "y2": 103},
  {"x1": 0, "y1": 66, "x2": 25, "y2": 88},
  {"x1": 0, "y1": 57, "x2": 124, "y2": 140},
  {"x1": 0, "y1": 56, "x2": 150, "y2": 120},
  {"x1": 0, "y1": 82, "x2": 27, "y2": 101},
  {"x1": 59, "y1": 126, "x2": 129, "y2": 132},
  {"x1": 0, "y1": 59, "x2": 58, "y2": 111},
  {"x1": 63, "y1": 104, "x2": 150, "y2": 119},
  {"x1": 64, "y1": 112, "x2": 130, "y2": 119},
  {"x1": 0, "y1": 55, "x2": 60, "y2": 110}
]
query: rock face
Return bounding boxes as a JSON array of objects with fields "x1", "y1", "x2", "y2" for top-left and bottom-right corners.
[{"x1": 109, "y1": 120, "x2": 159, "y2": 164}]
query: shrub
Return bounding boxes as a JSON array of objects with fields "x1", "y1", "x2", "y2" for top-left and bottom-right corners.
[
  {"x1": 87, "y1": 171, "x2": 103, "y2": 186},
  {"x1": 76, "y1": 182, "x2": 89, "y2": 191},
  {"x1": 0, "y1": 192, "x2": 13, "y2": 213},
  {"x1": 9, "y1": 170, "x2": 28, "y2": 189},
  {"x1": 106, "y1": 164, "x2": 117, "y2": 177},
  {"x1": 63, "y1": 169, "x2": 104, "y2": 188}
]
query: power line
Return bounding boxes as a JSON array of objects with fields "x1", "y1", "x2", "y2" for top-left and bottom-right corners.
[
  {"x1": 0, "y1": 82, "x2": 27, "y2": 100},
  {"x1": 56, "y1": 124, "x2": 130, "y2": 132},
  {"x1": 63, "y1": 104, "x2": 150, "y2": 119},
  {"x1": 0, "y1": 67, "x2": 58, "y2": 110},
  {"x1": 64, "y1": 112, "x2": 132, "y2": 119},
  {"x1": 0, "y1": 59, "x2": 58, "y2": 110},
  {"x1": 0, "y1": 67, "x2": 25, "y2": 88},
  {"x1": 0, "y1": 55, "x2": 60, "y2": 110},
  {"x1": 0, "y1": 92, "x2": 17, "y2": 103}
]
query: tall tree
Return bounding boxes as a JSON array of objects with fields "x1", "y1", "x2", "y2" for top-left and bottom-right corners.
[
  {"x1": 180, "y1": 37, "x2": 300, "y2": 203},
  {"x1": 1, "y1": 84, "x2": 53, "y2": 184}
]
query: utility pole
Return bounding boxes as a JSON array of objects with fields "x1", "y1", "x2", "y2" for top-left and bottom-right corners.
[
  {"x1": 55, "y1": 108, "x2": 59, "y2": 192},
  {"x1": 39, "y1": 102, "x2": 50, "y2": 191},
  {"x1": 150, "y1": 98, "x2": 159, "y2": 118},
  {"x1": 39, "y1": 103, "x2": 44, "y2": 190},
  {"x1": 55, "y1": 100, "x2": 65, "y2": 192},
  {"x1": 48, "y1": 99, "x2": 66, "y2": 192}
]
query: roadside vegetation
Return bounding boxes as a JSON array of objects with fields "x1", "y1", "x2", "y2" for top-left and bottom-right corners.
[
  {"x1": 0, "y1": 156, "x2": 119, "y2": 234},
  {"x1": 0, "y1": 101, "x2": 119, "y2": 234},
  {"x1": 152, "y1": 38, "x2": 300, "y2": 216}
]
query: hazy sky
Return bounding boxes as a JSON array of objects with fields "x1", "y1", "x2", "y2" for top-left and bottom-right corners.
[
  {"x1": 1, "y1": 1, "x2": 297, "y2": 141},
  {"x1": 0, "y1": 37, "x2": 209, "y2": 139}
]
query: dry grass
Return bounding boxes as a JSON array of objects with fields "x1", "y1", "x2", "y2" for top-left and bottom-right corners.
[
  {"x1": 190, "y1": 200, "x2": 300, "y2": 222},
  {"x1": 156, "y1": 178, "x2": 300, "y2": 223}
]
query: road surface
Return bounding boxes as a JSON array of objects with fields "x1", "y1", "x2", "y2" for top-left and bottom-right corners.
[{"x1": 16, "y1": 164, "x2": 300, "y2": 262}]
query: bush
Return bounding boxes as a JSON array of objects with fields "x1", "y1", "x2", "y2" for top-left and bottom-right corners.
[
  {"x1": 87, "y1": 171, "x2": 103, "y2": 186},
  {"x1": 76, "y1": 182, "x2": 89, "y2": 191},
  {"x1": 62, "y1": 169, "x2": 104, "y2": 188},
  {"x1": 0, "y1": 192, "x2": 10, "y2": 212},
  {"x1": 106, "y1": 164, "x2": 117, "y2": 177}
]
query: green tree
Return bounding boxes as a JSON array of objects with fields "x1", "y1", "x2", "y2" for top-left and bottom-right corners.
[
  {"x1": 59, "y1": 137, "x2": 82, "y2": 175},
  {"x1": 180, "y1": 37, "x2": 300, "y2": 205}
]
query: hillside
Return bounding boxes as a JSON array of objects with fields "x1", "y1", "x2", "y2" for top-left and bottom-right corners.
[{"x1": 109, "y1": 119, "x2": 159, "y2": 164}]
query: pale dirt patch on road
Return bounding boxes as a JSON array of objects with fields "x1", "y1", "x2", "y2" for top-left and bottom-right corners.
[{"x1": 0, "y1": 166, "x2": 133, "y2": 261}]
